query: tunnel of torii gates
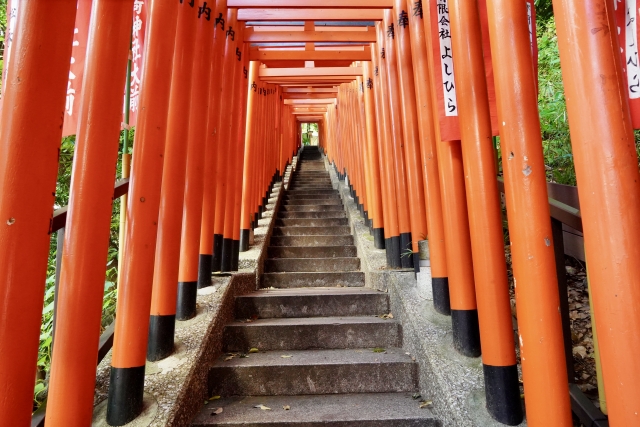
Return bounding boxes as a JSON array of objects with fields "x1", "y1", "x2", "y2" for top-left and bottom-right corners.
[{"x1": 1, "y1": 0, "x2": 640, "y2": 426}]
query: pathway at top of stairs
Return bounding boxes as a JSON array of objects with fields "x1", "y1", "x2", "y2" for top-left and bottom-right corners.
[{"x1": 191, "y1": 146, "x2": 438, "y2": 426}]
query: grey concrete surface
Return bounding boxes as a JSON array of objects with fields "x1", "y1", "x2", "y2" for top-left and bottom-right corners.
[
  {"x1": 269, "y1": 235, "x2": 353, "y2": 247},
  {"x1": 267, "y1": 245, "x2": 357, "y2": 259},
  {"x1": 261, "y1": 271, "x2": 365, "y2": 288},
  {"x1": 271, "y1": 225, "x2": 351, "y2": 236},
  {"x1": 264, "y1": 257, "x2": 360, "y2": 273}
]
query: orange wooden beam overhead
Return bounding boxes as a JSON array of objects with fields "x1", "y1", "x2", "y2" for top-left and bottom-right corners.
[
  {"x1": 237, "y1": 9, "x2": 384, "y2": 21},
  {"x1": 284, "y1": 87, "x2": 338, "y2": 93},
  {"x1": 229, "y1": 0, "x2": 392, "y2": 8},
  {"x1": 259, "y1": 67, "x2": 363, "y2": 77},
  {"x1": 284, "y1": 93, "x2": 337, "y2": 99},
  {"x1": 285, "y1": 98, "x2": 336, "y2": 104},
  {"x1": 245, "y1": 28, "x2": 376, "y2": 43},
  {"x1": 250, "y1": 49, "x2": 371, "y2": 61},
  {"x1": 251, "y1": 26, "x2": 370, "y2": 32}
]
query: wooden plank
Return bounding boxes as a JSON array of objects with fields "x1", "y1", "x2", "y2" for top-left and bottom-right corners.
[
  {"x1": 251, "y1": 49, "x2": 370, "y2": 61},
  {"x1": 246, "y1": 28, "x2": 376, "y2": 43},
  {"x1": 229, "y1": 0, "x2": 392, "y2": 8},
  {"x1": 260, "y1": 67, "x2": 362, "y2": 77},
  {"x1": 237, "y1": 9, "x2": 384, "y2": 21}
]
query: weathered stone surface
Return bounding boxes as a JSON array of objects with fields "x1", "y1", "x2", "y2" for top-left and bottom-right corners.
[
  {"x1": 271, "y1": 226, "x2": 351, "y2": 236},
  {"x1": 274, "y1": 218, "x2": 348, "y2": 227},
  {"x1": 191, "y1": 393, "x2": 438, "y2": 426},
  {"x1": 234, "y1": 288, "x2": 389, "y2": 318},
  {"x1": 269, "y1": 235, "x2": 354, "y2": 247},
  {"x1": 261, "y1": 271, "x2": 365, "y2": 288},
  {"x1": 276, "y1": 211, "x2": 346, "y2": 219},
  {"x1": 264, "y1": 257, "x2": 360, "y2": 273},
  {"x1": 267, "y1": 245, "x2": 356, "y2": 259},
  {"x1": 223, "y1": 316, "x2": 401, "y2": 351}
]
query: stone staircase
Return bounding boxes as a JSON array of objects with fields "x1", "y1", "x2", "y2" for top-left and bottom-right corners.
[{"x1": 191, "y1": 146, "x2": 438, "y2": 426}]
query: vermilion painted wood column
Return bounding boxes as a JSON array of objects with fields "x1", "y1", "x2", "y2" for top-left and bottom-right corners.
[
  {"x1": 0, "y1": 1, "x2": 77, "y2": 424},
  {"x1": 240, "y1": 61, "x2": 261, "y2": 251},
  {"x1": 448, "y1": 0, "x2": 521, "y2": 422},
  {"x1": 45, "y1": 1, "x2": 134, "y2": 425},
  {"x1": 198, "y1": 0, "x2": 228, "y2": 288},
  {"x1": 420, "y1": 4, "x2": 480, "y2": 357},
  {"x1": 374, "y1": 28, "x2": 402, "y2": 268},
  {"x1": 105, "y1": 0, "x2": 179, "y2": 423},
  {"x1": 485, "y1": 0, "x2": 572, "y2": 425},
  {"x1": 363, "y1": 61, "x2": 386, "y2": 249},
  {"x1": 383, "y1": 10, "x2": 414, "y2": 269},
  {"x1": 392, "y1": 0, "x2": 429, "y2": 272},
  {"x1": 212, "y1": 8, "x2": 239, "y2": 272},
  {"x1": 145, "y1": 0, "x2": 198, "y2": 364},
  {"x1": 553, "y1": 0, "x2": 640, "y2": 424},
  {"x1": 174, "y1": 3, "x2": 215, "y2": 320},
  {"x1": 407, "y1": 0, "x2": 450, "y2": 315}
]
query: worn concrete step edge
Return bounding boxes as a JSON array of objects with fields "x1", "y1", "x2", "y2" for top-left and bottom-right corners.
[
  {"x1": 261, "y1": 271, "x2": 365, "y2": 288},
  {"x1": 268, "y1": 235, "x2": 354, "y2": 247},
  {"x1": 274, "y1": 218, "x2": 349, "y2": 227},
  {"x1": 267, "y1": 245, "x2": 356, "y2": 259},
  {"x1": 264, "y1": 257, "x2": 360, "y2": 273},
  {"x1": 271, "y1": 226, "x2": 351, "y2": 236},
  {"x1": 235, "y1": 287, "x2": 389, "y2": 318},
  {"x1": 223, "y1": 316, "x2": 401, "y2": 351},
  {"x1": 208, "y1": 348, "x2": 417, "y2": 396},
  {"x1": 276, "y1": 211, "x2": 347, "y2": 219},
  {"x1": 190, "y1": 393, "x2": 438, "y2": 426}
]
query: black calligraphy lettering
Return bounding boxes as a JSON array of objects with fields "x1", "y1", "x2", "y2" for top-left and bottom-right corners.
[
  {"x1": 413, "y1": 1, "x2": 423, "y2": 18},
  {"x1": 444, "y1": 80, "x2": 455, "y2": 92},
  {"x1": 444, "y1": 62, "x2": 453, "y2": 76},
  {"x1": 439, "y1": 15, "x2": 450, "y2": 27},
  {"x1": 215, "y1": 13, "x2": 225, "y2": 30},
  {"x1": 398, "y1": 10, "x2": 409, "y2": 28},
  {"x1": 366, "y1": 78, "x2": 373, "y2": 90},
  {"x1": 387, "y1": 23, "x2": 395, "y2": 39},
  {"x1": 441, "y1": 45, "x2": 452, "y2": 59},
  {"x1": 226, "y1": 26, "x2": 235, "y2": 40},
  {"x1": 439, "y1": 28, "x2": 451, "y2": 39},
  {"x1": 437, "y1": 2, "x2": 448, "y2": 14},
  {"x1": 198, "y1": 1, "x2": 211, "y2": 20},
  {"x1": 236, "y1": 47, "x2": 242, "y2": 61},
  {"x1": 447, "y1": 98, "x2": 456, "y2": 113},
  {"x1": 381, "y1": 48, "x2": 386, "y2": 59}
]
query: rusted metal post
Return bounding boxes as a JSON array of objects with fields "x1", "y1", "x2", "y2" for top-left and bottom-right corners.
[
  {"x1": 105, "y1": 0, "x2": 179, "y2": 423},
  {"x1": 0, "y1": 2, "x2": 77, "y2": 424},
  {"x1": 552, "y1": 0, "x2": 640, "y2": 424},
  {"x1": 45, "y1": 1, "x2": 135, "y2": 425}
]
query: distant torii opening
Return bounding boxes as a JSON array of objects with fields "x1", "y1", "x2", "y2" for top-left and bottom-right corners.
[{"x1": 301, "y1": 122, "x2": 319, "y2": 146}]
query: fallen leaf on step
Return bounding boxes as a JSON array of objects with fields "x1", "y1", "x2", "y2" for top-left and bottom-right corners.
[
  {"x1": 378, "y1": 313, "x2": 394, "y2": 320},
  {"x1": 211, "y1": 408, "x2": 223, "y2": 415},
  {"x1": 249, "y1": 348, "x2": 260, "y2": 354},
  {"x1": 372, "y1": 348, "x2": 386, "y2": 353},
  {"x1": 419, "y1": 400, "x2": 433, "y2": 409},
  {"x1": 224, "y1": 355, "x2": 235, "y2": 361},
  {"x1": 208, "y1": 395, "x2": 221, "y2": 401},
  {"x1": 412, "y1": 393, "x2": 422, "y2": 400},
  {"x1": 255, "y1": 404, "x2": 272, "y2": 410},
  {"x1": 281, "y1": 355, "x2": 293, "y2": 358},
  {"x1": 283, "y1": 405, "x2": 291, "y2": 410}
]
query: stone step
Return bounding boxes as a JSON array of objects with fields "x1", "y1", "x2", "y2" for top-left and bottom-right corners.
[
  {"x1": 267, "y1": 245, "x2": 356, "y2": 259},
  {"x1": 277, "y1": 211, "x2": 346, "y2": 219},
  {"x1": 191, "y1": 393, "x2": 438, "y2": 427},
  {"x1": 208, "y1": 348, "x2": 417, "y2": 396},
  {"x1": 264, "y1": 257, "x2": 360, "y2": 273},
  {"x1": 284, "y1": 195, "x2": 341, "y2": 200},
  {"x1": 261, "y1": 271, "x2": 365, "y2": 288},
  {"x1": 223, "y1": 316, "x2": 401, "y2": 351},
  {"x1": 290, "y1": 179, "x2": 332, "y2": 184},
  {"x1": 284, "y1": 198, "x2": 342, "y2": 205},
  {"x1": 275, "y1": 218, "x2": 348, "y2": 227},
  {"x1": 235, "y1": 287, "x2": 388, "y2": 319},
  {"x1": 286, "y1": 190, "x2": 338, "y2": 196},
  {"x1": 271, "y1": 226, "x2": 351, "y2": 236},
  {"x1": 269, "y1": 235, "x2": 354, "y2": 247},
  {"x1": 280, "y1": 204, "x2": 344, "y2": 212}
]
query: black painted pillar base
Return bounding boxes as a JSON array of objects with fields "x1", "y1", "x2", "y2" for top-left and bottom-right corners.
[
  {"x1": 373, "y1": 227, "x2": 385, "y2": 249},
  {"x1": 197, "y1": 254, "x2": 212, "y2": 288},
  {"x1": 211, "y1": 234, "x2": 223, "y2": 272},
  {"x1": 451, "y1": 309, "x2": 482, "y2": 357},
  {"x1": 432, "y1": 277, "x2": 451, "y2": 315},
  {"x1": 106, "y1": 366, "x2": 145, "y2": 426},
  {"x1": 400, "y1": 232, "x2": 414, "y2": 269},
  {"x1": 483, "y1": 364, "x2": 524, "y2": 425},
  {"x1": 221, "y1": 238, "x2": 233, "y2": 272},
  {"x1": 413, "y1": 252, "x2": 420, "y2": 275},
  {"x1": 147, "y1": 314, "x2": 175, "y2": 362},
  {"x1": 257, "y1": 206, "x2": 263, "y2": 220},
  {"x1": 231, "y1": 239, "x2": 240, "y2": 271},
  {"x1": 364, "y1": 211, "x2": 369, "y2": 226},
  {"x1": 240, "y1": 229, "x2": 250, "y2": 252},
  {"x1": 385, "y1": 236, "x2": 401, "y2": 268},
  {"x1": 176, "y1": 281, "x2": 197, "y2": 320}
]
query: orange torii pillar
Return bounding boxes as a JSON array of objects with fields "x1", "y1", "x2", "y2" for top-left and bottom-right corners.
[
  {"x1": 230, "y1": 41, "x2": 250, "y2": 270},
  {"x1": 485, "y1": 0, "x2": 573, "y2": 425},
  {"x1": 221, "y1": 22, "x2": 245, "y2": 272},
  {"x1": 44, "y1": 1, "x2": 134, "y2": 425},
  {"x1": 0, "y1": 2, "x2": 76, "y2": 423},
  {"x1": 198, "y1": 0, "x2": 229, "y2": 288},
  {"x1": 382, "y1": 11, "x2": 414, "y2": 269},
  {"x1": 392, "y1": 0, "x2": 429, "y2": 272},
  {"x1": 363, "y1": 61, "x2": 386, "y2": 249},
  {"x1": 448, "y1": 0, "x2": 521, "y2": 422},
  {"x1": 374, "y1": 30, "x2": 403, "y2": 268},
  {"x1": 212, "y1": 8, "x2": 239, "y2": 272},
  {"x1": 175, "y1": 1, "x2": 215, "y2": 318},
  {"x1": 105, "y1": 0, "x2": 179, "y2": 424},
  {"x1": 144, "y1": 0, "x2": 197, "y2": 364},
  {"x1": 407, "y1": 0, "x2": 450, "y2": 314},
  {"x1": 422, "y1": 5, "x2": 480, "y2": 356},
  {"x1": 553, "y1": 0, "x2": 640, "y2": 424},
  {"x1": 240, "y1": 61, "x2": 261, "y2": 252}
]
